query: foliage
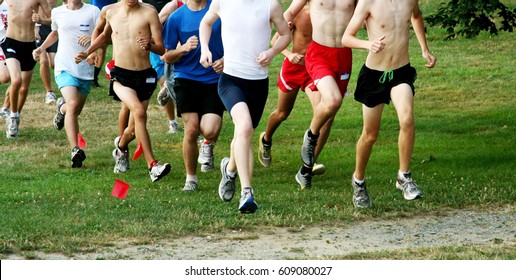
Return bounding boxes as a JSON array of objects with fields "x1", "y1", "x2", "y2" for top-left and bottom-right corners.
[{"x1": 426, "y1": 0, "x2": 516, "y2": 39}]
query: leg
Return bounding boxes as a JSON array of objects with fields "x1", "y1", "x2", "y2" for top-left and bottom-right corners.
[
  {"x1": 390, "y1": 84, "x2": 415, "y2": 173},
  {"x1": 40, "y1": 49, "x2": 52, "y2": 93},
  {"x1": 5, "y1": 59, "x2": 22, "y2": 114},
  {"x1": 229, "y1": 102, "x2": 254, "y2": 189},
  {"x1": 264, "y1": 88, "x2": 298, "y2": 142},
  {"x1": 113, "y1": 82, "x2": 156, "y2": 167},
  {"x1": 0, "y1": 59, "x2": 10, "y2": 83},
  {"x1": 354, "y1": 104, "x2": 384, "y2": 181},
  {"x1": 17, "y1": 70, "x2": 35, "y2": 114},
  {"x1": 60, "y1": 86, "x2": 87, "y2": 148},
  {"x1": 182, "y1": 112, "x2": 200, "y2": 177},
  {"x1": 309, "y1": 76, "x2": 343, "y2": 135},
  {"x1": 118, "y1": 102, "x2": 130, "y2": 137}
]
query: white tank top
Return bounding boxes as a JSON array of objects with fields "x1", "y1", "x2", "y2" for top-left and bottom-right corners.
[{"x1": 220, "y1": 0, "x2": 272, "y2": 80}]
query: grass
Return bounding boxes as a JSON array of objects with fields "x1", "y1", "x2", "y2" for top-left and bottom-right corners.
[{"x1": 0, "y1": 1, "x2": 515, "y2": 259}]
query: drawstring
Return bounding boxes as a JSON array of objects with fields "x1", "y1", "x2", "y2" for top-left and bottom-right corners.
[{"x1": 379, "y1": 69, "x2": 393, "y2": 83}]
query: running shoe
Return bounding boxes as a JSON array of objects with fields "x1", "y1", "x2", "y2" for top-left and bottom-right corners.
[
  {"x1": 258, "y1": 132, "x2": 271, "y2": 167},
  {"x1": 149, "y1": 162, "x2": 171, "y2": 182},
  {"x1": 396, "y1": 172, "x2": 423, "y2": 200},
  {"x1": 53, "y1": 97, "x2": 65, "y2": 130},
  {"x1": 45, "y1": 91, "x2": 57, "y2": 105},
  {"x1": 238, "y1": 188, "x2": 258, "y2": 214},
  {"x1": 71, "y1": 146, "x2": 86, "y2": 168},
  {"x1": 218, "y1": 157, "x2": 236, "y2": 202},
  {"x1": 352, "y1": 177, "x2": 372, "y2": 208}
]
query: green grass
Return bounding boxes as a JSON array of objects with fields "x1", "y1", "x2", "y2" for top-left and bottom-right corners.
[{"x1": 0, "y1": 2, "x2": 515, "y2": 259}]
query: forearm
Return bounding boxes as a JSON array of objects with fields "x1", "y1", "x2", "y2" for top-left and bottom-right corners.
[
  {"x1": 412, "y1": 14, "x2": 430, "y2": 53},
  {"x1": 38, "y1": 31, "x2": 58, "y2": 50},
  {"x1": 271, "y1": 33, "x2": 291, "y2": 58},
  {"x1": 341, "y1": 33, "x2": 370, "y2": 50},
  {"x1": 162, "y1": 48, "x2": 185, "y2": 64},
  {"x1": 84, "y1": 33, "x2": 107, "y2": 56}
]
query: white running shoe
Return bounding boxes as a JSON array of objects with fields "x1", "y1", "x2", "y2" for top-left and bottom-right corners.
[{"x1": 45, "y1": 91, "x2": 57, "y2": 105}]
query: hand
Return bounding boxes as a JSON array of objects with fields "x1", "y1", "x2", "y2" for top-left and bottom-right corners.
[
  {"x1": 199, "y1": 49, "x2": 213, "y2": 68},
  {"x1": 370, "y1": 35, "x2": 386, "y2": 53},
  {"x1": 136, "y1": 37, "x2": 152, "y2": 51},
  {"x1": 77, "y1": 35, "x2": 91, "y2": 47},
  {"x1": 32, "y1": 10, "x2": 40, "y2": 24},
  {"x1": 86, "y1": 52, "x2": 98, "y2": 65},
  {"x1": 182, "y1": 35, "x2": 199, "y2": 52},
  {"x1": 212, "y1": 57, "x2": 224, "y2": 74},
  {"x1": 75, "y1": 51, "x2": 88, "y2": 64},
  {"x1": 256, "y1": 49, "x2": 274, "y2": 67},
  {"x1": 423, "y1": 50, "x2": 436, "y2": 68},
  {"x1": 32, "y1": 48, "x2": 41, "y2": 61},
  {"x1": 288, "y1": 53, "x2": 304, "y2": 65}
]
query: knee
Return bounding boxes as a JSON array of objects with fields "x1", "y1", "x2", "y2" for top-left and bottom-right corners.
[
  {"x1": 19, "y1": 85, "x2": 30, "y2": 95},
  {"x1": 399, "y1": 114, "x2": 415, "y2": 130},
  {"x1": 276, "y1": 109, "x2": 290, "y2": 122},
  {"x1": 0, "y1": 74, "x2": 9, "y2": 83},
  {"x1": 322, "y1": 97, "x2": 342, "y2": 113},
  {"x1": 132, "y1": 107, "x2": 147, "y2": 121},
  {"x1": 361, "y1": 130, "x2": 379, "y2": 146},
  {"x1": 185, "y1": 125, "x2": 200, "y2": 142},
  {"x1": 235, "y1": 123, "x2": 254, "y2": 140}
]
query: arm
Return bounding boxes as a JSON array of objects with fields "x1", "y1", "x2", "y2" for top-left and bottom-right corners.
[
  {"x1": 411, "y1": 7, "x2": 436, "y2": 68},
  {"x1": 32, "y1": 9, "x2": 51, "y2": 26},
  {"x1": 199, "y1": 0, "x2": 220, "y2": 68},
  {"x1": 75, "y1": 22, "x2": 110, "y2": 64},
  {"x1": 256, "y1": 0, "x2": 291, "y2": 67},
  {"x1": 37, "y1": 0, "x2": 52, "y2": 25},
  {"x1": 341, "y1": 0, "x2": 385, "y2": 53},
  {"x1": 283, "y1": 0, "x2": 307, "y2": 26},
  {"x1": 32, "y1": 30, "x2": 58, "y2": 61},
  {"x1": 158, "y1": 0, "x2": 179, "y2": 24},
  {"x1": 162, "y1": 36, "x2": 198, "y2": 64},
  {"x1": 147, "y1": 9, "x2": 165, "y2": 55}
]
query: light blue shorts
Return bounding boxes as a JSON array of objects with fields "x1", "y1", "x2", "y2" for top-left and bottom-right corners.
[
  {"x1": 150, "y1": 52, "x2": 164, "y2": 79},
  {"x1": 55, "y1": 71, "x2": 91, "y2": 96}
]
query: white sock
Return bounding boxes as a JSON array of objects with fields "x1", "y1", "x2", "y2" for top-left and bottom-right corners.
[{"x1": 186, "y1": 175, "x2": 198, "y2": 183}]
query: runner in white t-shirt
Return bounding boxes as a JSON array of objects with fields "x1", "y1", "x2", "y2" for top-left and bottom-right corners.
[{"x1": 33, "y1": 0, "x2": 100, "y2": 168}]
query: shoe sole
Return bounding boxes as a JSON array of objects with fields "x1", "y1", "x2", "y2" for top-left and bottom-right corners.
[
  {"x1": 218, "y1": 158, "x2": 235, "y2": 202},
  {"x1": 312, "y1": 164, "x2": 326, "y2": 176},
  {"x1": 72, "y1": 153, "x2": 85, "y2": 168},
  {"x1": 258, "y1": 132, "x2": 271, "y2": 168},
  {"x1": 151, "y1": 164, "x2": 171, "y2": 182},
  {"x1": 396, "y1": 182, "x2": 422, "y2": 200},
  {"x1": 200, "y1": 164, "x2": 214, "y2": 173},
  {"x1": 295, "y1": 173, "x2": 310, "y2": 190},
  {"x1": 352, "y1": 177, "x2": 372, "y2": 208},
  {"x1": 239, "y1": 198, "x2": 258, "y2": 214}
]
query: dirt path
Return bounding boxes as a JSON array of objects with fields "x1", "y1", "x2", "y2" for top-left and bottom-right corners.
[{"x1": 3, "y1": 208, "x2": 515, "y2": 260}]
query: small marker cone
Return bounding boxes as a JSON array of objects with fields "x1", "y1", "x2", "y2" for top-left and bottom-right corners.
[
  {"x1": 78, "y1": 133, "x2": 87, "y2": 149},
  {"x1": 112, "y1": 179, "x2": 130, "y2": 199},
  {"x1": 133, "y1": 141, "x2": 143, "y2": 160}
]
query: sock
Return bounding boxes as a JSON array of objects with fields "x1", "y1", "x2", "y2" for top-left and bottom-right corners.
[
  {"x1": 186, "y1": 175, "x2": 198, "y2": 183},
  {"x1": 169, "y1": 119, "x2": 177, "y2": 125},
  {"x1": 301, "y1": 165, "x2": 312, "y2": 175},
  {"x1": 241, "y1": 187, "x2": 252, "y2": 195},
  {"x1": 227, "y1": 167, "x2": 237, "y2": 179},
  {"x1": 307, "y1": 129, "x2": 319, "y2": 139},
  {"x1": 398, "y1": 170, "x2": 411, "y2": 179},
  {"x1": 262, "y1": 134, "x2": 271, "y2": 146},
  {"x1": 93, "y1": 66, "x2": 101, "y2": 81},
  {"x1": 353, "y1": 174, "x2": 365, "y2": 185},
  {"x1": 203, "y1": 140, "x2": 211, "y2": 145},
  {"x1": 10, "y1": 112, "x2": 19, "y2": 118}
]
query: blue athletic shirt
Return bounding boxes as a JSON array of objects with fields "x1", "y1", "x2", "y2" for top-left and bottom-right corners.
[
  {"x1": 90, "y1": 0, "x2": 117, "y2": 10},
  {"x1": 162, "y1": 0, "x2": 223, "y2": 84}
]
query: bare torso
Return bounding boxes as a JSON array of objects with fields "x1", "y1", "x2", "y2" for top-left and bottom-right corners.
[
  {"x1": 364, "y1": 0, "x2": 417, "y2": 70},
  {"x1": 310, "y1": 0, "x2": 355, "y2": 48},
  {"x1": 107, "y1": 2, "x2": 159, "y2": 70},
  {"x1": 291, "y1": 6, "x2": 312, "y2": 55},
  {"x1": 6, "y1": 0, "x2": 50, "y2": 42}
]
